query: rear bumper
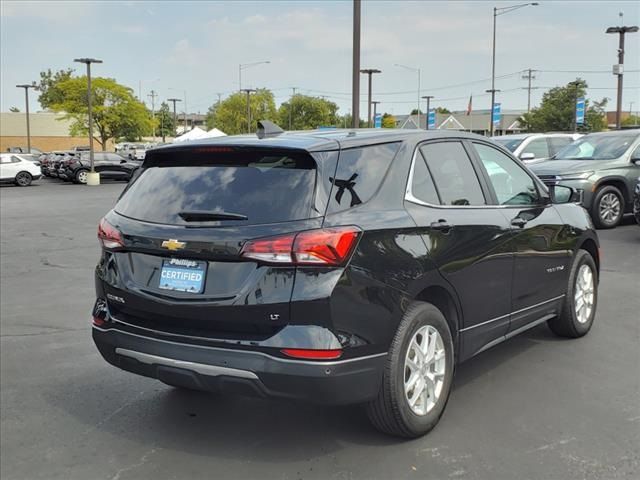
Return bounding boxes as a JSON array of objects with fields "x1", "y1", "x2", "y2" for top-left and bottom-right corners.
[{"x1": 92, "y1": 326, "x2": 385, "y2": 405}]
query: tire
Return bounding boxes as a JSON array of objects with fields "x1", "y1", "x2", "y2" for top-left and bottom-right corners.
[
  {"x1": 366, "y1": 302, "x2": 455, "y2": 438},
  {"x1": 75, "y1": 169, "x2": 89, "y2": 184},
  {"x1": 547, "y1": 250, "x2": 598, "y2": 338},
  {"x1": 592, "y1": 185, "x2": 624, "y2": 229},
  {"x1": 14, "y1": 171, "x2": 32, "y2": 187}
]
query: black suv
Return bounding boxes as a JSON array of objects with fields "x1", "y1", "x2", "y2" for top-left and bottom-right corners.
[
  {"x1": 63, "y1": 152, "x2": 140, "y2": 184},
  {"x1": 92, "y1": 128, "x2": 600, "y2": 437}
]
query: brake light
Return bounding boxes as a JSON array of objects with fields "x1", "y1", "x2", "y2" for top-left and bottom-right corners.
[
  {"x1": 98, "y1": 218, "x2": 124, "y2": 249},
  {"x1": 240, "y1": 227, "x2": 361, "y2": 266},
  {"x1": 281, "y1": 348, "x2": 343, "y2": 360}
]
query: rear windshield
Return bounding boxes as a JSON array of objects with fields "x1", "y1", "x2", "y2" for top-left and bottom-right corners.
[
  {"x1": 115, "y1": 148, "x2": 318, "y2": 226},
  {"x1": 493, "y1": 137, "x2": 524, "y2": 152}
]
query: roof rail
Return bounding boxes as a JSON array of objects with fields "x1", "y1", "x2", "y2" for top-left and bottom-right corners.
[{"x1": 257, "y1": 120, "x2": 284, "y2": 139}]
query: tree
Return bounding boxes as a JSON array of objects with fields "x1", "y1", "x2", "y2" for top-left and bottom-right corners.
[
  {"x1": 37, "y1": 68, "x2": 74, "y2": 109},
  {"x1": 381, "y1": 113, "x2": 396, "y2": 128},
  {"x1": 50, "y1": 76, "x2": 153, "y2": 150},
  {"x1": 277, "y1": 95, "x2": 339, "y2": 130},
  {"x1": 622, "y1": 114, "x2": 640, "y2": 127},
  {"x1": 410, "y1": 108, "x2": 423, "y2": 115},
  {"x1": 519, "y1": 79, "x2": 608, "y2": 133},
  {"x1": 155, "y1": 102, "x2": 175, "y2": 142},
  {"x1": 335, "y1": 114, "x2": 366, "y2": 128},
  {"x1": 435, "y1": 107, "x2": 450, "y2": 114},
  {"x1": 9, "y1": 107, "x2": 20, "y2": 112},
  {"x1": 207, "y1": 89, "x2": 277, "y2": 135}
]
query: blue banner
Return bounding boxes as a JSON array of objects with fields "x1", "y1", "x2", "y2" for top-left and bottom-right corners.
[
  {"x1": 492, "y1": 103, "x2": 501, "y2": 126},
  {"x1": 576, "y1": 97, "x2": 585, "y2": 125},
  {"x1": 428, "y1": 110, "x2": 436, "y2": 129},
  {"x1": 374, "y1": 113, "x2": 382, "y2": 128}
]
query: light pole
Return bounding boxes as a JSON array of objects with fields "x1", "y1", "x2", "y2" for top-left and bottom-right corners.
[
  {"x1": 360, "y1": 68, "x2": 382, "y2": 127},
  {"x1": 148, "y1": 90, "x2": 158, "y2": 141},
  {"x1": 15, "y1": 83, "x2": 37, "y2": 153},
  {"x1": 74, "y1": 57, "x2": 102, "y2": 185},
  {"x1": 289, "y1": 87, "x2": 297, "y2": 130},
  {"x1": 395, "y1": 64, "x2": 421, "y2": 129},
  {"x1": 422, "y1": 95, "x2": 434, "y2": 130},
  {"x1": 167, "y1": 98, "x2": 182, "y2": 136},
  {"x1": 606, "y1": 25, "x2": 638, "y2": 130},
  {"x1": 239, "y1": 61, "x2": 270, "y2": 92},
  {"x1": 241, "y1": 89, "x2": 257, "y2": 133},
  {"x1": 352, "y1": 0, "x2": 361, "y2": 128},
  {"x1": 489, "y1": 2, "x2": 538, "y2": 136},
  {"x1": 372, "y1": 101, "x2": 381, "y2": 127}
]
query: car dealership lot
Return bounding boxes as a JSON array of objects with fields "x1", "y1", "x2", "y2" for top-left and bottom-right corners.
[{"x1": 1, "y1": 179, "x2": 639, "y2": 480}]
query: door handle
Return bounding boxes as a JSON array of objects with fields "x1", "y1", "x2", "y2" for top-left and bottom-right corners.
[
  {"x1": 511, "y1": 217, "x2": 528, "y2": 228},
  {"x1": 430, "y1": 219, "x2": 453, "y2": 232}
]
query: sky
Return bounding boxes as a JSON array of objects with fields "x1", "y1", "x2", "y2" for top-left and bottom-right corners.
[{"x1": 1, "y1": 0, "x2": 639, "y2": 117}]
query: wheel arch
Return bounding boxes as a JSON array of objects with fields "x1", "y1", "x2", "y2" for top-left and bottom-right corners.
[
  {"x1": 577, "y1": 237, "x2": 600, "y2": 276},
  {"x1": 414, "y1": 284, "x2": 462, "y2": 359},
  {"x1": 594, "y1": 177, "x2": 631, "y2": 204}
]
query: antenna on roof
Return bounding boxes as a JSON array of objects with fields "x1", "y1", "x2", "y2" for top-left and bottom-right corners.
[{"x1": 257, "y1": 120, "x2": 284, "y2": 139}]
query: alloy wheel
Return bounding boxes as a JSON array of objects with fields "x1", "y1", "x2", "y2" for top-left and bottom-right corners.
[
  {"x1": 574, "y1": 264, "x2": 594, "y2": 324},
  {"x1": 77, "y1": 171, "x2": 88, "y2": 184},
  {"x1": 16, "y1": 172, "x2": 31, "y2": 186},
  {"x1": 599, "y1": 193, "x2": 621, "y2": 225}
]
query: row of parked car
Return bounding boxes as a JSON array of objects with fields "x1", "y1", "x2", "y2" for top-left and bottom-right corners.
[{"x1": 39, "y1": 150, "x2": 143, "y2": 184}]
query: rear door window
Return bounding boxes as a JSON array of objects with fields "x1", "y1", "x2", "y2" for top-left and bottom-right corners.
[
  {"x1": 411, "y1": 152, "x2": 441, "y2": 205},
  {"x1": 522, "y1": 138, "x2": 550, "y2": 159},
  {"x1": 548, "y1": 137, "x2": 572, "y2": 156},
  {"x1": 115, "y1": 148, "x2": 319, "y2": 226},
  {"x1": 420, "y1": 142, "x2": 486, "y2": 206}
]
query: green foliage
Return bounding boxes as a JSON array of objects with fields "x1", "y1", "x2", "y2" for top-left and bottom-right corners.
[
  {"x1": 381, "y1": 113, "x2": 396, "y2": 128},
  {"x1": 207, "y1": 89, "x2": 277, "y2": 135},
  {"x1": 335, "y1": 114, "x2": 366, "y2": 128},
  {"x1": 50, "y1": 76, "x2": 153, "y2": 149},
  {"x1": 37, "y1": 68, "x2": 74, "y2": 109},
  {"x1": 410, "y1": 108, "x2": 423, "y2": 115},
  {"x1": 519, "y1": 79, "x2": 608, "y2": 133},
  {"x1": 155, "y1": 102, "x2": 175, "y2": 141},
  {"x1": 622, "y1": 115, "x2": 640, "y2": 127},
  {"x1": 9, "y1": 107, "x2": 20, "y2": 112},
  {"x1": 435, "y1": 107, "x2": 450, "y2": 114},
  {"x1": 277, "y1": 94, "x2": 339, "y2": 130}
]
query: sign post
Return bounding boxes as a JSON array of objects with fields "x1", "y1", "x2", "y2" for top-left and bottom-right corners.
[
  {"x1": 374, "y1": 113, "x2": 382, "y2": 128},
  {"x1": 428, "y1": 110, "x2": 436, "y2": 130},
  {"x1": 492, "y1": 103, "x2": 501, "y2": 133},
  {"x1": 575, "y1": 97, "x2": 585, "y2": 130}
]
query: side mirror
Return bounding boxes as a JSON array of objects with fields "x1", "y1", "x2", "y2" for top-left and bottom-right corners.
[
  {"x1": 632, "y1": 158, "x2": 640, "y2": 166},
  {"x1": 120, "y1": 159, "x2": 127, "y2": 164},
  {"x1": 520, "y1": 152, "x2": 535, "y2": 161},
  {"x1": 550, "y1": 185, "x2": 583, "y2": 204}
]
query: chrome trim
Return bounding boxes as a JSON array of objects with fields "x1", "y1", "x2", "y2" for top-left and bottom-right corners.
[
  {"x1": 94, "y1": 326, "x2": 388, "y2": 366},
  {"x1": 459, "y1": 294, "x2": 565, "y2": 332},
  {"x1": 115, "y1": 348, "x2": 259, "y2": 380}
]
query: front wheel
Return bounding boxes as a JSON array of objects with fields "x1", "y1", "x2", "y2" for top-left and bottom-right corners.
[
  {"x1": 592, "y1": 185, "x2": 624, "y2": 229},
  {"x1": 75, "y1": 169, "x2": 89, "y2": 184},
  {"x1": 366, "y1": 302, "x2": 454, "y2": 438},
  {"x1": 15, "y1": 171, "x2": 32, "y2": 187},
  {"x1": 547, "y1": 250, "x2": 598, "y2": 338}
]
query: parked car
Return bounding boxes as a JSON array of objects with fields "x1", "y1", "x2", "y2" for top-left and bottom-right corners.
[
  {"x1": 6, "y1": 146, "x2": 43, "y2": 155},
  {"x1": 0, "y1": 153, "x2": 42, "y2": 186},
  {"x1": 64, "y1": 152, "x2": 140, "y2": 184},
  {"x1": 121, "y1": 143, "x2": 147, "y2": 160},
  {"x1": 92, "y1": 127, "x2": 600, "y2": 438},
  {"x1": 530, "y1": 129, "x2": 640, "y2": 229},
  {"x1": 49, "y1": 151, "x2": 77, "y2": 178},
  {"x1": 633, "y1": 177, "x2": 640, "y2": 226},
  {"x1": 492, "y1": 133, "x2": 581, "y2": 163}
]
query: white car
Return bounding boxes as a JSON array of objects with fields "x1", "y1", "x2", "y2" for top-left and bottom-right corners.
[
  {"x1": 492, "y1": 133, "x2": 582, "y2": 163},
  {"x1": 0, "y1": 153, "x2": 42, "y2": 186}
]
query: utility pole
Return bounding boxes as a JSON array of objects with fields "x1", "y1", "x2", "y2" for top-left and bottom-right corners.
[
  {"x1": 167, "y1": 98, "x2": 181, "y2": 136},
  {"x1": 422, "y1": 95, "x2": 434, "y2": 130},
  {"x1": 241, "y1": 88, "x2": 257, "y2": 133},
  {"x1": 606, "y1": 25, "x2": 639, "y2": 129},
  {"x1": 352, "y1": 0, "x2": 361, "y2": 128},
  {"x1": 148, "y1": 90, "x2": 158, "y2": 141},
  {"x1": 289, "y1": 87, "x2": 297, "y2": 130},
  {"x1": 372, "y1": 101, "x2": 381, "y2": 127},
  {"x1": 569, "y1": 80, "x2": 581, "y2": 133},
  {"x1": 360, "y1": 68, "x2": 381, "y2": 127},
  {"x1": 522, "y1": 68, "x2": 537, "y2": 113},
  {"x1": 73, "y1": 57, "x2": 102, "y2": 185},
  {"x1": 15, "y1": 83, "x2": 37, "y2": 153}
]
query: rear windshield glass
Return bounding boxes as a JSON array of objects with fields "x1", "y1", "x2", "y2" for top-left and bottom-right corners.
[
  {"x1": 493, "y1": 137, "x2": 524, "y2": 152},
  {"x1": 115, "y1": 148, "x2": 318, "y2": 226}
]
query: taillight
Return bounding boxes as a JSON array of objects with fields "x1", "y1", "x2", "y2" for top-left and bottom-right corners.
[
  {"x1": 98, "y1": 218, "x2": 124, "y2": 249},
  {"x1": 240, "y1": 226, "x2": 361, "y2": 266},
  {"x1": 281, "y1": 348, "x2": 343, "y2": 360}
]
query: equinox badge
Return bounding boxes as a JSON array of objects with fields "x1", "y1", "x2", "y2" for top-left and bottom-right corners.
[{"x1": 161, "y1": 239, "x2": 186, "y2": 251}]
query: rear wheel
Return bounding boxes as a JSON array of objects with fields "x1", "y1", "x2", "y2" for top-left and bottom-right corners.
[
  {"x1": 15, "y1": 171, "x2": 32, "y2": 187},
  {"x1": 366, "y1": 302, "x2": 454, "y2": 438},
  {"x1": 592, "y1": 185, "x2": 624, "y2": 229},
  {"x1": 75, "y1": 169, "x2": 89, "y2": 184},
  {"x1": 548, "y1": 250, "x2": 597, "y2": 338}
]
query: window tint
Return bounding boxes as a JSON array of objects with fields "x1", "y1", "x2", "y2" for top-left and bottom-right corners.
[
  {"x1": 411, "y1": 152, "x2": 440, "y2": 205},
  {"x1": 11, "y1": 156, "x2": 21, "y2": 163},
  {"x1": 474, "y1": 143, "x2": 540, "y2": 206},
  {"x1": 327, "y1": 142, "x2": 400, "y2": 213},
  {"x1": 420, "y1": 142, "x2": 485, "y2": 206},
  {"x1": 522, "y1": 138, "x2": 549, "y2": 159},
  {"x1": 548, "y1": 137, "x2": 572, "y2": 155},
  {"x1": 115, "y1": 149, "x2": 319, "y2": 226}
]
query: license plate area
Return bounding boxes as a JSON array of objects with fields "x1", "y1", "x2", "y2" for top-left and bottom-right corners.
[{"x1": 159, "y1": 259, "x2": 206, "y2": 293}]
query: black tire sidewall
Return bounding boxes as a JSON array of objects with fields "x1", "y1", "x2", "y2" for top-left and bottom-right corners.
[
  {"x1": 15, "y1": 172, "x2": 32, "y2": 187},
  {"x1": 593, "y1": 185, "x2": 624, "y2": 229},
  {"x1": 391, "y1": 304, "x2": 455, "y2": 436},
  {"x1": 565, "y1": 251, "x2": 598, "y2": 336}
]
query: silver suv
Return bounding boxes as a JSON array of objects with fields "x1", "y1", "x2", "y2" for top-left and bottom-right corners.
[{"x1": 493, "y1": 133, "x2": 580, "y2": 163}]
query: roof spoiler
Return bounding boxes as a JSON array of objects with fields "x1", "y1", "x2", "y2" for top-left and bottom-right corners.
[{"x1": 257, "y1": 120, "x2": 284, "y2": 139}]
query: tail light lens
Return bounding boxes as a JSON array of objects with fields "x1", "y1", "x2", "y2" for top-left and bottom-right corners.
[
  {"x1": 98, "y1": 218, "x2": 124, "y2": 249},
  {"x1": 281, "y1": 348, "x2": 343, "y2": 360},
  {"x1": 241, "y1": 226, "x2": 361, "y2": 266}
]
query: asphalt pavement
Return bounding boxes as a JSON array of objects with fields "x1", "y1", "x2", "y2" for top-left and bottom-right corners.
[{"x1": 1, "y1": 178, "x2": 639, "y2": 480}]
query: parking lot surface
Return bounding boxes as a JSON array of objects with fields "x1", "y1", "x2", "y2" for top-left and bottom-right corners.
[{"x1": 1, "y1": 179, "x2": 639, "y2": 480}]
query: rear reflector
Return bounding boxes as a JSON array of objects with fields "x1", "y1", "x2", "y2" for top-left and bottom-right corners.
[
  {"x1": 281, "y1": 348, "x2": 343, "y2": 360},
  {"x1": 241, "y1": 226, "x2": 361, "y2": 266},
  {"x1": 98, "y1": 218, "x2": 124, "y2": 249}
]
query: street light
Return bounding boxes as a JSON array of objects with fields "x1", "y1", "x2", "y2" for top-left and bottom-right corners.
[
  {"x1": 74, "y1": 57, "x2": 102, "y2": 186},
  {"x1": 422, "y1": 95, "x2": 434, "y2": 130},
  {"x1": 239, "y1": 61, "x2": 270, "y2": 92},
  {"x1": 395, "y1": 63, "x2": 421, "y2": 129},
  {"x1": 241, "y1": 89, "x2": 257, "y2": 133},
  {"x1": 606, "y1": 25, "x2": 639, "y2": 129},
  {"x1": 167, "y1": 98, "x2": 182, "y2": 136},
  {"x1": 360, "y1": 68, "x2": 382, "y2": 127},
  {"x1": 489, "y1": 2, "x2": 538, "y2": 136},
  {"x1": 15, "y1": 82, "x2": 37, "y2": 153},
  {"x1": 168, "y1": 88, "x2": 188, "y2": 133}
]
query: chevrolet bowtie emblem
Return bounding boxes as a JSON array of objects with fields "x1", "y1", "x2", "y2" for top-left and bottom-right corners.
[{"x1": 161, "y1": 239, "x2": 186, "y2": 251}]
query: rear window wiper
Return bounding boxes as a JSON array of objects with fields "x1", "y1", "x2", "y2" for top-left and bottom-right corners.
[{"x1": 178, "y1": 211, "x2": 248, "y2": 222}]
